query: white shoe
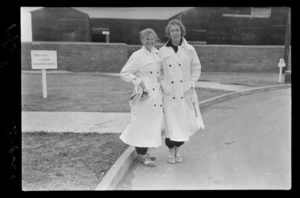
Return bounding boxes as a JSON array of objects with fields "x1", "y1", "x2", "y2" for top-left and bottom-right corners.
[
  {"x1": 145, "y1": 153, "x2": 156, "y2": 161},
  {"x1": 175, "y1": 147, "x2": 183, "y2": 163},
  {"x1": 166, "y1": 148, "x2": 176, "y2": 164},
  {"x1": 137, "y1": 154, "x2": 156, "y2": 167}
]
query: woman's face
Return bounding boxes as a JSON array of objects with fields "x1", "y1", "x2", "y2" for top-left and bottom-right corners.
[
  {"x1": 169, "y1": 24, "x2": 181, "y2": 42},
  {"x1": 142, "y1": 33, "x2": 155, "y2": 51}
]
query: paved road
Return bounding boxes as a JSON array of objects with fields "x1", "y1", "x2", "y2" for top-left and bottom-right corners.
[{"x1": 117, "y1": 88, "x2": 291, "y2": 190}]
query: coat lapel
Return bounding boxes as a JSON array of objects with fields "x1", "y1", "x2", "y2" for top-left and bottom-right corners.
[
  {"x1": 166, "y1": 46, "x2": 182, "y2": 65},
  {"x1": 141, "y1": 46, "x2": 159, "y2": 66}
]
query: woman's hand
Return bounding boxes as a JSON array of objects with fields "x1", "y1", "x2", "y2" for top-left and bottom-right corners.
[{"x1": 139, "y1": 81, "x2": 146, "y2": 89}]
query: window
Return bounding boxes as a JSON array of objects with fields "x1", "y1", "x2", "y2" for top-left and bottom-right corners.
[
  {"x1": 223, "y1": 7, "x2": 271, "y2": 18},
  {"x1": 251, "y1": 7, "x2": 271, "y2": 18}
]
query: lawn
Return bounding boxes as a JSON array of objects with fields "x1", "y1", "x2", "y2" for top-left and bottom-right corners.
[
  {"x1": 21, "y1": 72, "x2": 235, "y2": 112},
  {"x1": 22, "y1": 132, "x2": 128, "y2": 191}
]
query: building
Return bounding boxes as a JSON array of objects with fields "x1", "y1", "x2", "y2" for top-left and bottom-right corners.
[
  {"x1": 28, "y1": 7, "x2": 290, "y2": 45},
  {"x1": 30, "y1": 7, "x2": 91, "y2": 42}
]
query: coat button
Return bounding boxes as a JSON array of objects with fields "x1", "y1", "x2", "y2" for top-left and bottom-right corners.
[
  {"x1": 150, "y1": 71, "x2": 153, "y2": 74},
  {"x1": 181, "y1": 96, "x2": 183, "y2": 99},
  {"x1": 180, "y1": 80, "x2": 183, "y2": 83},
  {"x1": 171, "y1": 81, "x2": 174, "y2": 83},
  {"x1": 160, "y1": 104, "x2": 162, "y2": 107},
  {"x1": 169, "y1": 65, "x2": 171, "y2": 67},
  {"x1": 179, "y1": 64, "x2": 181, "y2": 66},
  {"x1": 154, "y1": 104, "x2": 156, "y2": 107},
  {"x1": 173, "y1": 97, "x2": 175, "y2": 99},
  {"x1": 153, "y1": 88, "x2": 155, "y2": 91}
]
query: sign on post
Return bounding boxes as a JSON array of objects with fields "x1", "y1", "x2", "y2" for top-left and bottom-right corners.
[
  {"x1": 31, "y1": 50, "x2": 58, "y2": 98},
  {"x1": 278, "y1": 58, "x2": 286, "y2": 84}
]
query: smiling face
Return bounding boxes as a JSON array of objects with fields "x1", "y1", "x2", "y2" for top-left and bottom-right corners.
[
  {"x1": 141, "y1": 33, "x2": 155, "y2": 51},
  {"x1": 169, "y1": 24, "x2": 181, "y2": 43}
]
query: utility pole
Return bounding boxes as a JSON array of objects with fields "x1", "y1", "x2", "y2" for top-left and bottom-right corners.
[{"x1": 284, "y1": 7, "x2": 291, "y2": 83}]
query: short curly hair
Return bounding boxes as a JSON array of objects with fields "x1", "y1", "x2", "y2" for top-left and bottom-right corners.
[
  {"x1": 165, "y1": 19, "x2": 186, "y2": 38},
  {"x1": 139, "y1": 28, "x2": 160, "y2": 44}
]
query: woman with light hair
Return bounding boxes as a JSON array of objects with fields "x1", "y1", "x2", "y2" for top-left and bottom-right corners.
[
  {"x1": 159, "y1": 19, "x2": 205, "y2": 164},
  {"x1": 119, "y1": 28, "x2": 163, "y2": 167}
]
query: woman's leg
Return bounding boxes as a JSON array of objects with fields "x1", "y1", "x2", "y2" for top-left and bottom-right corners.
[
  {"x1": 165, "y1": 138, "x2": 176, "y2": 163},
  {"x1": 165, "y1": 138, "x2": 184, "y2": 163},
  {"x1": 135, "y1": 147, "x2": 148, "y2": 155},
  {"x1": 174, "y1": 141, "x2": 184, "y2": 163}
]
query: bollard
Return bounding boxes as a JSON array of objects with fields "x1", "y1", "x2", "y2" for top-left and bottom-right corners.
[{"x1": 278, "y1": 58, "x2": 286, "y2": 83}]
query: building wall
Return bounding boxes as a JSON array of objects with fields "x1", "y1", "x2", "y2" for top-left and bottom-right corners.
[
  {"x1": 180, "y1": 7, "x2": 289, "y2": 45},
  {"x1": 22, "y1": 42, "x2": 290, "y2": 73},
  {"x1": 31, "y1": 8, "x2": 91, "y2": 42},
  {"x1": 90, "y1": 18, "x2": 168, "y2": 44}
]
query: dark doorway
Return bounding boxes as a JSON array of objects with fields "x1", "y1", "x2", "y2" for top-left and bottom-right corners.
[{"x1": 91, "y1": 28, "x2": 109, "y2": 43}]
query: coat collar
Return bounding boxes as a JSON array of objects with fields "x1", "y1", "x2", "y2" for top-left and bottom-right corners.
[
  {"x1": 164, "y1": 37, "x2": 193, "y2": 50},
  {"x1": 142, "y1": 46, "x2": 159, "y2": 55},
  {"x1": 180, "y1": 37, "x2": 194, "y2": 50}
]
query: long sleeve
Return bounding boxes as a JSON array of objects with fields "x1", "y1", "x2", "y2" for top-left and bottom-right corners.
[
  {"x1": 190, "y1": 49, "x2": 201, "y2": 88},
  {"x1": 120, "y1": 52, "x2": 142, "y2": 86}
]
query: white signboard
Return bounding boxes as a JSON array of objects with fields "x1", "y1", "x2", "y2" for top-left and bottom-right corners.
[
  {"x1": 31, "y1": 50, "x2": 57, "y2": 69},
  {"x1": 102, "y1": 31, "x2": 110, "y2": 35}
]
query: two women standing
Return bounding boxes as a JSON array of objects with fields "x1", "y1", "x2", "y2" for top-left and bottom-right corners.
[{"x1": 119, "y1": 19, "x2": 204, "y2": 167}]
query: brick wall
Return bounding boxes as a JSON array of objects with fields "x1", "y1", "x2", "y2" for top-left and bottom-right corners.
[
  {"x1": 22, "y1": 42, "x2": 128, "y2": 72},
  {"x1": 22, "y1": 42, "x2": 290, "y2": 73},
  {"x1": 194, "y1": 45, "x2": 291, "y2": 73},
  {"x1": 128, "y1": 44, "x2": 290, "y2": 73}
]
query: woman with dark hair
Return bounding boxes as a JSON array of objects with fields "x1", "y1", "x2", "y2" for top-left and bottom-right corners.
[
  {"x1": 159, "y1": 19, "x2": 205, "y2": 164},
  {"x1": 119, "y1": 28, "x2": 163, "y2": 167}
]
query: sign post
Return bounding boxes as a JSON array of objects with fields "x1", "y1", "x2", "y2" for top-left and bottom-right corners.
[
  {"x1": 278, "y1": 58, "x2": 286, "y2": 83},
  {"x1": 42, "y1": 69, "x2": 47, "y2": 98},
  {"x1": 31, "y1": 50, "x2": 57, "y2": 98}
]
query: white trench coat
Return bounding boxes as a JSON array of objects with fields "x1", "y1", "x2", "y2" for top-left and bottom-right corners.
[
  {"x1": 119, "y1": 46, "x2": 164, "y2": 148},
  {"x1": 159, "y1": 38, "x2": 205, "y2": 142}
]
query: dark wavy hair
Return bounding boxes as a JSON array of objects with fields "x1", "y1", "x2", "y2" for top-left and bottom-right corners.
[{"x1": 165, "y1": 19, "x2": 186, "y2": 38}]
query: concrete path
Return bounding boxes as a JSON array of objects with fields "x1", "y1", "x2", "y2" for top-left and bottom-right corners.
[
  {"x1": 116, "y1": 88, "x2": 291, "y2": 190},
  {"x1": 22, "y1": 112, "x2": 130, "y2": 133}
]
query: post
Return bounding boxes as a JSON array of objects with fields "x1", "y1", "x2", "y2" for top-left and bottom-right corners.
[
  {"x1": 278, "y1": 58, "x2": 286, "y2": 83},
  {"x1": 284, "y1": 7, "x2": 291, "y2": 83},
  {"x1": 279, "y1": 67, "x2": 283, "y2": 83},
  {"x1": 106, "y1": 34, "x2": 110, "y2": 43},
  {"x1": 42, "y1": 69, "x2": 47, "y2": 98}
]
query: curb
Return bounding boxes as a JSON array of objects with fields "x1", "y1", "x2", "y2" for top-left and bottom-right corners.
[
  {"x1": 95, "y1": 147, "x2": 136, "y2": 190},
  {"x1": 199, "y1": 84, "x2": 291, "y2": 109},
  {"x1": 95, "y1": 84, "x2": 291, "y2": 190}
]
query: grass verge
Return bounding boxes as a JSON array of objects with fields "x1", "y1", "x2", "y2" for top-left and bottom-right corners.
[{"x1": 22, "y1": 132, "x2": 129, "y2": 191}]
